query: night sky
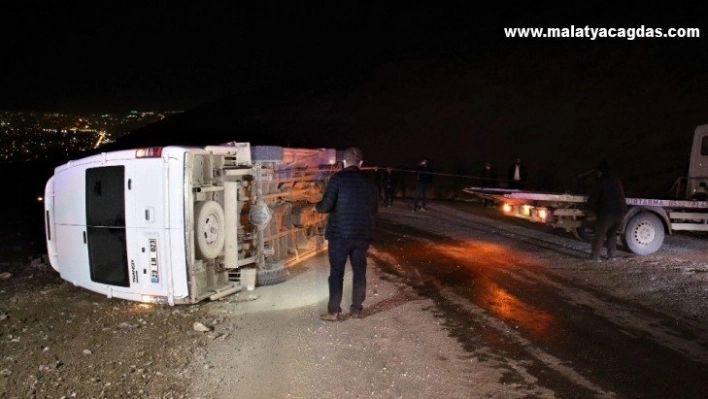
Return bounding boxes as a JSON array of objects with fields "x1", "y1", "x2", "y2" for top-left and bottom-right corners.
[
  {"x1": 4, "y1": 2, "x2": 708, "y2": 196},
  {"x1": 5, "y1": 3, "x2": 704, "y2": 112},
  {"x1": 4, "y1": 2, "x2": 484, "y2": 112}
]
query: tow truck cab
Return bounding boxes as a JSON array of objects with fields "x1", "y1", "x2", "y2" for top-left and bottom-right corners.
[{"x1": 687, "y1": 124, "x2": 708, "y2": 200}]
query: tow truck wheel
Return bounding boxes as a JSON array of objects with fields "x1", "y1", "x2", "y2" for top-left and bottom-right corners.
[
  {"x1": 195, "y1": 201, "x2": 226, "y2": 260},
  {"x1": 622, "y1": 212, "x2": 665, "y2": 255},
  {"x1": 573, "y1": 219, "x2": 595, "y2": 243}
]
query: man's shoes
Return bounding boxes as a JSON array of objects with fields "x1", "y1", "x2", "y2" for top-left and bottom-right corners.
[
  {"x1": 320, "y1": 312, "x2": 347, "y2": 322},
  {"x1": 349, "y1": 312, "x2": 363, "y2": 319},
  {"x1": 589, "y1": 255, "x2": 602, "y2": 262}
]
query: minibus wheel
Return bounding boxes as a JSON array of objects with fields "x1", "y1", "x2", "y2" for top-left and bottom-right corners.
[{"x1": 195, "y1": 201, "x2": 226, "y2": 260}]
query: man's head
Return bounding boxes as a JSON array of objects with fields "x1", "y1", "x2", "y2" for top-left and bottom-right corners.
[
  {"x1": 342, "y1": 147, "x2": 363, "y2": 167},
  {"x1": 596, "y1": 160, "x2": 610, "y2": 176},
  {"x1": 515, "y1": 157, "x2": 522, "y2": 165},
  {"x1": 420, "y1": 158, "x2": 428, "y2": 166}
]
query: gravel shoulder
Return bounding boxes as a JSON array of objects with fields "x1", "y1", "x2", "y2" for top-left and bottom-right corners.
[{"x1": 1, "y1": 200, "x2": 707, "y2": 398}]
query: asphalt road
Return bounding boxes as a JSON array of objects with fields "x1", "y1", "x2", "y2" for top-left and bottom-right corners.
[{"x1": 371, "y1": 201, "x2": 708, "y2": 398}]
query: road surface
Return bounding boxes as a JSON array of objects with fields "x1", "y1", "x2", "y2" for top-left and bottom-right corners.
[{"x1": 189, "y1": 201, "x2": 708, "y2": 398}]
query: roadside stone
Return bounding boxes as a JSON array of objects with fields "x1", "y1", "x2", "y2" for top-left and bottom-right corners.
[{"x1": 193, "y1": 322, "x2": 212, "y2": 332}]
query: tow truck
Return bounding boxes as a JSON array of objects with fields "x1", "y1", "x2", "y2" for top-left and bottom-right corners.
[{"x1": 464, "y1": 124, "x2": 708, "y2": 255}]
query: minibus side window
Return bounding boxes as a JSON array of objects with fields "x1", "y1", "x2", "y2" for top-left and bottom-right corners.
[{"x1": 86, "y1": 166, "x2": 126, "y2": 227}]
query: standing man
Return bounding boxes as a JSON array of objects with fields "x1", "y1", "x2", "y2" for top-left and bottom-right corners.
[
  {"x1": 480, "y1": 161, "x2": 498, "y2": 188},
  {"x1": 413, "y1": 158, "x2": 433, "y2": 212},
  {"x1": 586, "y1": 160, "x2": 627, "y2": 261},
  {"x1": 507, "y1": 157, "x2": 528, "y2": 190},
  {"x1": 382, "y1": 167, "x2": 397, "y2": 207},
  {"x1": 479, "y1": 161, "x2": 498, "y2": 207},
  {"x1": 317, "y1": 147, "x2": 379, "y2": 321}
]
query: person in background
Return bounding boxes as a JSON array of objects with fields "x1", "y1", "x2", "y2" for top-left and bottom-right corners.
[
  {"x1": 586, "y1": 160, "x2": 627, "y2": 261},
  {"x1": 413, "y1": 158, "x2": 433, "y2": 212},
  {"x1": 507, "y1": 157, "x2": 528, "y2": 189},
  {"x1": 479, "y1": 161, "x2": 498, "y2": 207},
  {"x1": 316, "y1": 147, "x2": 379, "y2": 321},
  {"x1": 382, "y1": 167, "x2": 397, "y2": 207},
  {"x1": 480, "y1": 161, "x2": 498, "y2": 188}
]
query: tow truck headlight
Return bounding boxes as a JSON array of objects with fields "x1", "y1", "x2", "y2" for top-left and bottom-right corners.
[{"x1": 538, "y1": 208, "x2": 548, "y2": 221}]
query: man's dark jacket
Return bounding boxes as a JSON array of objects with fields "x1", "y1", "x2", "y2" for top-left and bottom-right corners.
[
  {"x1": 586, "y1": 175, "x2": 627, "y2": 216},
  {"x1": 416, "y1": 164, "x2": 433, "y2": 185},
  {"x1": 316, "y1": 166, "x2": 379, "y2": 240}
]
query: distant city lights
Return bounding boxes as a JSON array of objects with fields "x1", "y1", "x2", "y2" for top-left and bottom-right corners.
[{"x1": 0, "y1": 110, "x2": 182, "y2": 163}]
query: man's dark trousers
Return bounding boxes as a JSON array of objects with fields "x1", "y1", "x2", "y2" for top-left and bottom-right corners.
[
  {"x1": 414, "y1": 183, "x2": 428, "y2": 210},
  {"x1": 591, "y1": 212, "x2": 623, "y2": 258},
  {"x1": 327, "y1": 238, "x2": 370, "y2": 314}
]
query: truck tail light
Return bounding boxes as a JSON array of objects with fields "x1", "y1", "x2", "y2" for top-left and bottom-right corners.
[
  {"x1": 135, "y1": 147, "x2": 163, "y2": 158},
  {"x1": 502, "y1": 203, "x2": 513, "y2": 214}
]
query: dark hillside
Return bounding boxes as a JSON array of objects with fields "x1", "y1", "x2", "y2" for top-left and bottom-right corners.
[
  {"x1": 98, "y1": 72, "x2": 377, "y2": 151},
  {"x1": 105, "y1": 42, "x2": 707, "y2": 198}
]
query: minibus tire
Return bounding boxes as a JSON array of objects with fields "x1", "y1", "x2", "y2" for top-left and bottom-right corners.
[
  {"x1": 195, "y1": 201, "x2": 226, "y2": 260},
  {"x1": 257, "y1": 261, "x2": 288, "y2": 286}
]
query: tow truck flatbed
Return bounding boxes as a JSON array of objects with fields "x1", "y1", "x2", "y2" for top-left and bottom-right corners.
[
  {"x1": 463, "y1": 187, "x2": 708, "y2": 209},
  {"x1": 462, "y1": 186, "x2": 708, "y2": 255}
]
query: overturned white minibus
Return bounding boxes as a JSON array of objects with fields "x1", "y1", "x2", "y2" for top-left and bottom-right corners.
[{"x1": 44, "y1": 143, "x2": 339, "y2": 305}]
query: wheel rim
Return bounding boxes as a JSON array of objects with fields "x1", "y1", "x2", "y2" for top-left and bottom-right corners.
[
  {"x1": 202, "y1": 214, "x2": 221, "y2": 245},
  {"x1": 632, "y1": 221, "x2": 656, "y2": 246}
]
